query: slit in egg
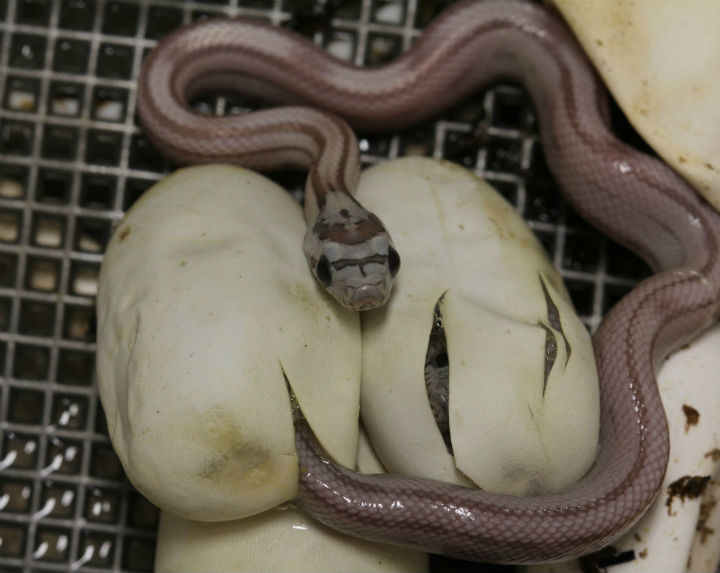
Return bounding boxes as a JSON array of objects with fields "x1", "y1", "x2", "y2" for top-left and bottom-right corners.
[{"x1": 425, "y1": 301, "x2": 452, "y2": 454}]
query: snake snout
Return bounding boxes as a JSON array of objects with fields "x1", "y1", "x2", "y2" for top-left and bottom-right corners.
[{"x1": 349, "y1": 283, "x2": 388, "y2": 311}]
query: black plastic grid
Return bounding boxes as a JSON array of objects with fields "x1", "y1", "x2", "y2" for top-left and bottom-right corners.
[{"x1": 0, "y1": 0, "x2": 651, "y2": 572}]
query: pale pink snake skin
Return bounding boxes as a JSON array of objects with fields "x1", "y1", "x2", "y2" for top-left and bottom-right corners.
[{"x1": 137, "y1": 0, "x2": 720, "y2": 564}]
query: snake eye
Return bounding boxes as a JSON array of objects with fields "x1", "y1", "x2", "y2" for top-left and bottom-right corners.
[
  {"x1": 388, "y1": 246, "x2": 401, "y2": 278},
  {"x1": 316, "y1": 255, "x2": 332, "y2": 287}
]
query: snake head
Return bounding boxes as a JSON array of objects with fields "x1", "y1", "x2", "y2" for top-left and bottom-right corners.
[{"x1": 305, "y1": 204, "x2": 400, "y2": 311}]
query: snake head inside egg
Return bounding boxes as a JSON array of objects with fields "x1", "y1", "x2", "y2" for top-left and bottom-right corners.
[{"x1": 304, "y1": 200, "x2": 400, "y2": 311}]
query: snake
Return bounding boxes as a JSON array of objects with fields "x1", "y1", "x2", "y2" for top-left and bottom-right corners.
[
  {"x1": 137, "y1": 0, "x2": 720, "y2": 564},
  {"x1": 137, "y1": 22, "x2": 400, "y2": 311}
]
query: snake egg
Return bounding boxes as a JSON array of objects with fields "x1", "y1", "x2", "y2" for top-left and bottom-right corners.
[
  {"x1": 357, "y1": 157, "x2": 600, "y2": 496},
  {"x1": 96, "y1": 165, "x2": 362, "y2": 522}
]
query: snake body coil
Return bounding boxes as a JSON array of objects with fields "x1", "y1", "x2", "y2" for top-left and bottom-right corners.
[{"x1": 137, "y1": 0, "x2": 720, "y2": 563}]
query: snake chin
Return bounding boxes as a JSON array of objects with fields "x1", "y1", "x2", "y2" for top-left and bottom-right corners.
[
  {"x1": 347, "y1": 283, "x2": 391, "y2": 311},
  {"x1": 325, "y1": 275, "x2": 392, "y2": 311}
]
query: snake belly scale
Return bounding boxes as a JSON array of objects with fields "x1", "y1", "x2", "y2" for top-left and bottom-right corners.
[{"x1": 137, "y1": 0, "x2": 720, "y2": 564}]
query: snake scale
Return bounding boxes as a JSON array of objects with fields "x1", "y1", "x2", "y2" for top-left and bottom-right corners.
[{"x1": 137, "y1": 0, "x2": 720, "y2": 563}]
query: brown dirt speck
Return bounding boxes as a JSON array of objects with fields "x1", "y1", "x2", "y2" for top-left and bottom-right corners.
[
  {"x1": 666, "y1": 475, "x2": 711, "y2": 515},
  {"x1": 683, "y1": 404, "x2": 700, "y2": 432},
  {"x1": 579, "y1": 546, "x2": 635, "y2": 572},
  {"x1": 704, "y1": 448, "x2": 720, "y2": 461},
  {"x1": 697, "y1": 498, "x2": 717, "y2": 544},
  {"x1": 118, "y1": 226, "x2": 131, "y2": 242}
]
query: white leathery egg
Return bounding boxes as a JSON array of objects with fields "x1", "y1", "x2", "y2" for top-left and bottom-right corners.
[
  {"x1": 357, "y1": 157, "x2": 599, "y2": 496},
  {"x1": 96, "y1": 165, "x2": 361, "y2": 522}
]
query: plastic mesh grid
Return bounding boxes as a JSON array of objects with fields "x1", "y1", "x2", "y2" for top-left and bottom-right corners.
[{"x1": 0, "y1": 0, "x2": 651, "y2": 571}]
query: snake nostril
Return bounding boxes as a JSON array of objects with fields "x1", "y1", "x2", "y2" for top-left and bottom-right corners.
[{"x1": 315, "y1": 255, "x2": 332, "y2": 287}]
